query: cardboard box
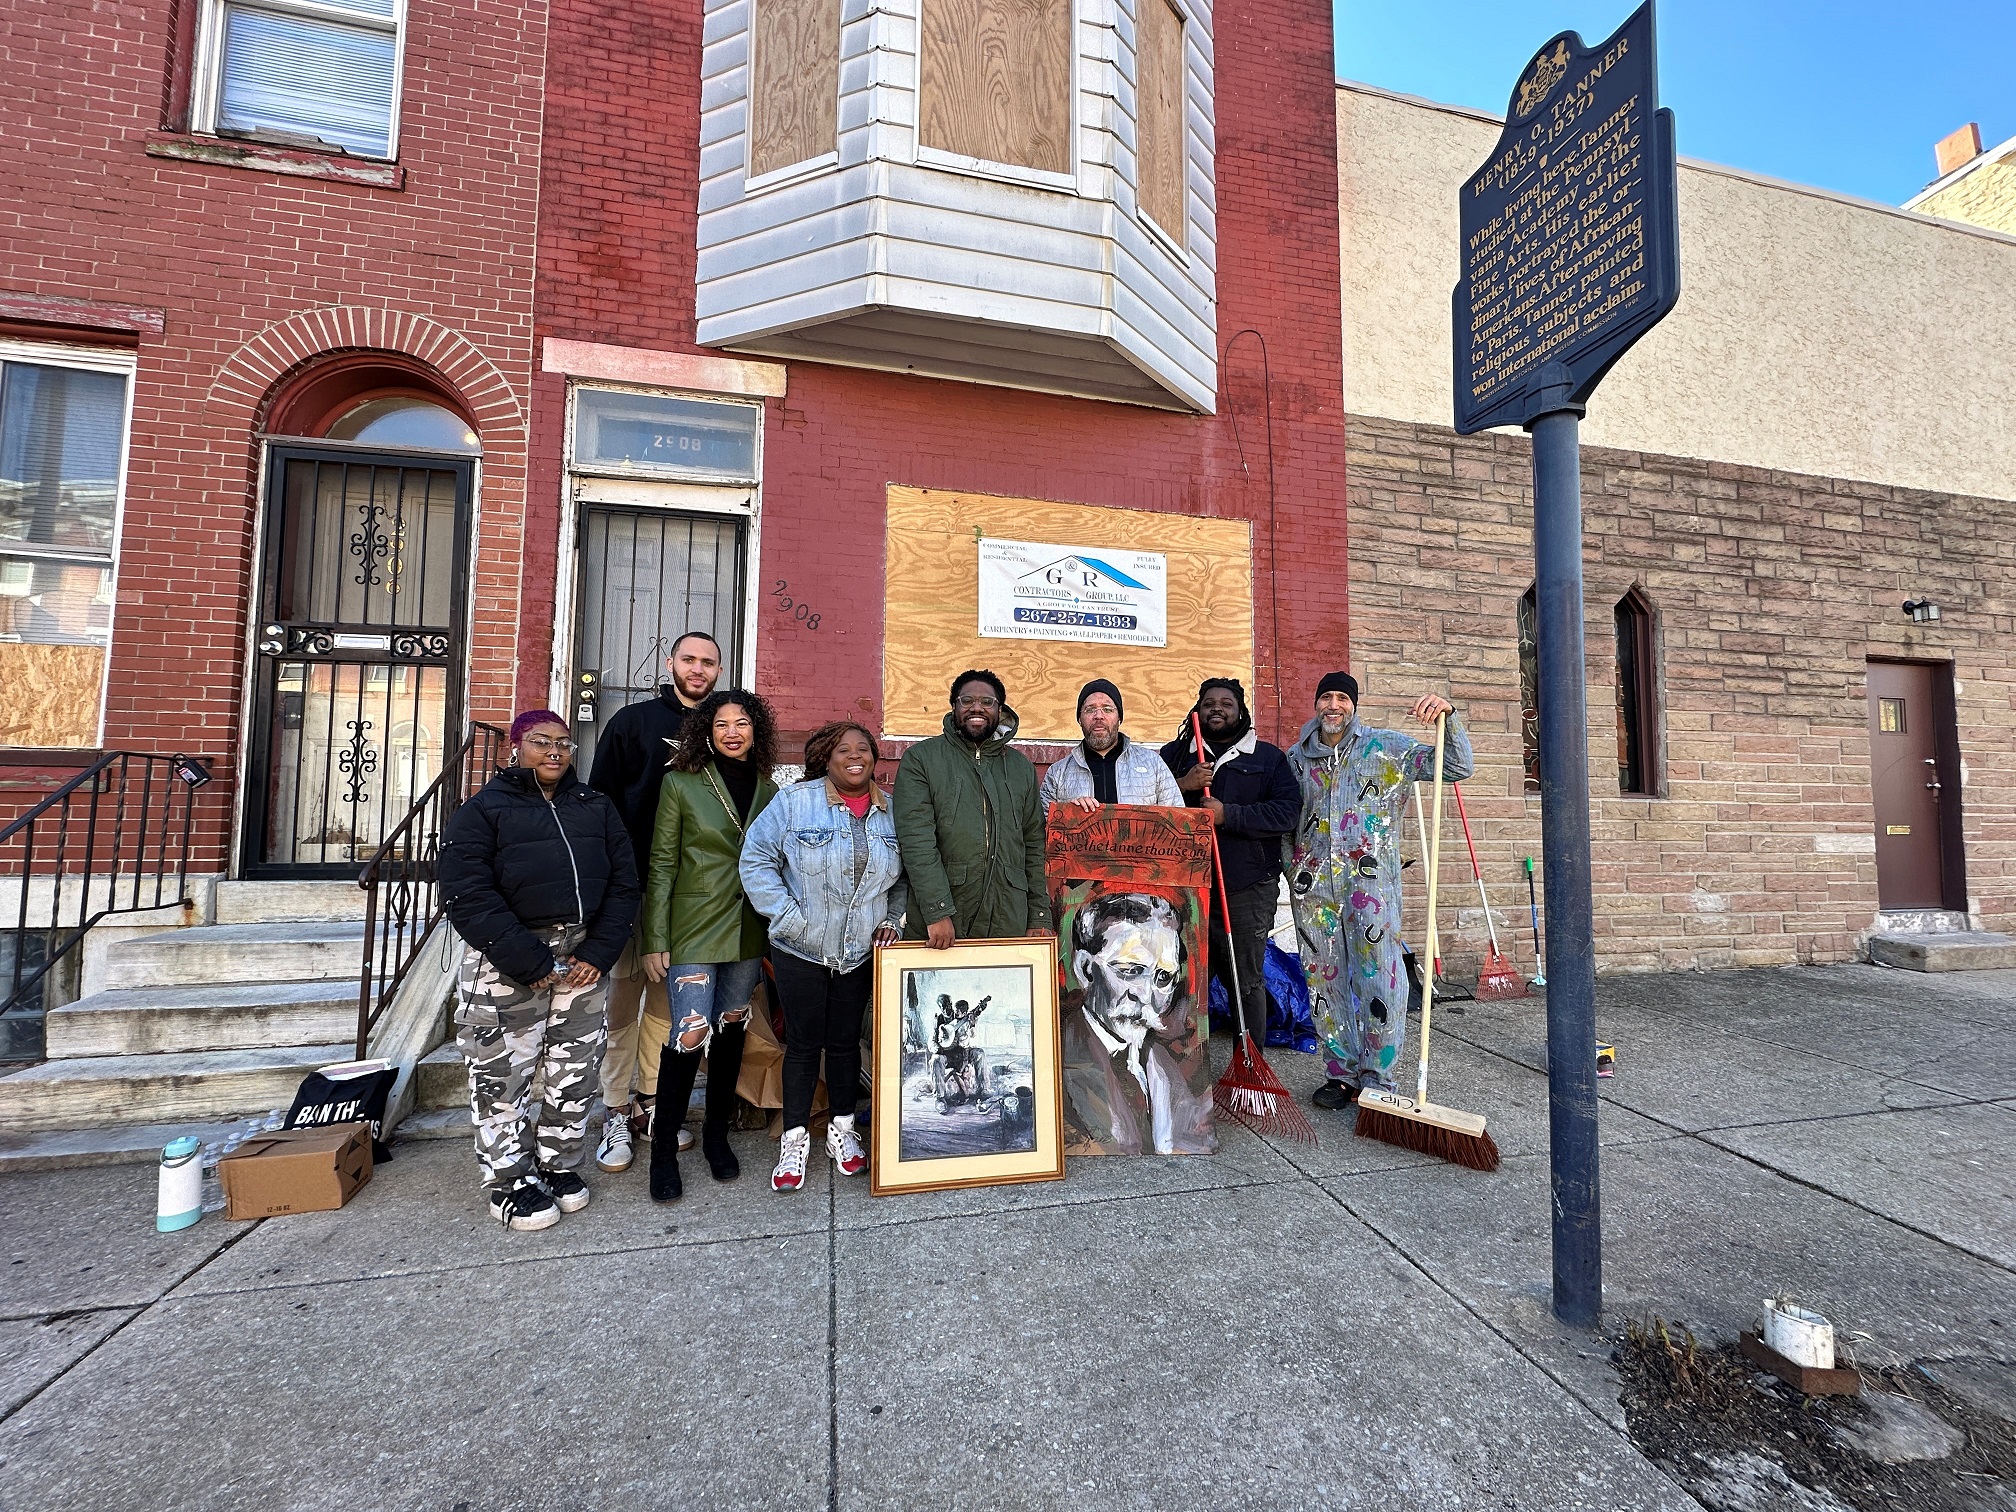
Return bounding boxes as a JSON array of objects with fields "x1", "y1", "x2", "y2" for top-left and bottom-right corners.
[{"x1": 221, "y1": 1121, "x2": 374, "y2": 1220}]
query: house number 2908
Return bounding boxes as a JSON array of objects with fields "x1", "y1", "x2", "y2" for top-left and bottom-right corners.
[{"x1": 770, "y1": 579, "x2": 822, "y2": 631}]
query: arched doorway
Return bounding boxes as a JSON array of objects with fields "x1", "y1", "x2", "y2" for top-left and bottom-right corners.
[{"x1": 244, "y1": 358, "x2": 479, "y2": 875}]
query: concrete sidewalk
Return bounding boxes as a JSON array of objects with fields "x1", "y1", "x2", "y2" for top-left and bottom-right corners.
[{"x1": 1, "y1": 964, "x2": 2010, "y2": 1511}]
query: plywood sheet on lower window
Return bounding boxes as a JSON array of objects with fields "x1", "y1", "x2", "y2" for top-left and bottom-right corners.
[
  {"x1": 883, "y1": 486, "x2": 1252, "y2": 741},
  {"x1": 0, "y1": 643, "x2": 105, "y2": 748}
]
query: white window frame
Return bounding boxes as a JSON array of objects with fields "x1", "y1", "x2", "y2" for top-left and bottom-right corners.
[
  {"x1": 189, "y1": 0, "x2": 409, "y2": 161},
  {"x1": 550, "y1": 381, "x2": 765, "y2": 710},
  {"x1": 0, "y1": 339, "x2": 138, "y2": 751}
]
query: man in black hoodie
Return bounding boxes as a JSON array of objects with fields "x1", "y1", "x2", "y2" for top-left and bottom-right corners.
[
  {"x1": 585, "y1": 630, "x2": 722, "y2": 1171},
  {"x1": 1158, "y1": 679, "x2": 1300, "y2": 1044}
]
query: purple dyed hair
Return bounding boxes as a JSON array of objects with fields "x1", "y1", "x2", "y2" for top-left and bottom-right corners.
[{"x1": 509, "y1": 709, "x2": 568, "y2": 745}]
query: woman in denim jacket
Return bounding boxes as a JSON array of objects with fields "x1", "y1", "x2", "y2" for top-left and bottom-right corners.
[{"x1": 740, "y1": 721, "x2": 907, "y2": 1191}]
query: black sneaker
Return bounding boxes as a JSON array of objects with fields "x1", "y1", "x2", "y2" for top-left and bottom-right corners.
[
  {"x1": 488, "y1": 1177, "x2": 559, "y2": 1231},
  {"x1": 1311, "y1": 1079, "x2": 1361, "y2": 1111},
  {"x1": 539, "y1": 1167, "x2": 591, "y2": 1213}
]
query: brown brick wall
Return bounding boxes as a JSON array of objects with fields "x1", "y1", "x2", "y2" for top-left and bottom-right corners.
[{"x1": 1345, "y1": 413, "x2": 2016, "y2": 974}]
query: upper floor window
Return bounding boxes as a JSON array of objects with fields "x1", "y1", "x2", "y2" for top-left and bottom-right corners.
[
  {"x1": 194, "y1": 0, "x2": 404, "y2": 159},
  {"x1": 0, "y1": 343, "x2": 134, "y2": 748},
  {"x1": 748, "y1": 0, "x2": 841, "y2": 184},
  {"x1": 918, "y1": 0, "x2": 1073, "y2": 182},
  {"x1": 1136, "y1": 0, "x2": 1186, "y2": 244}
]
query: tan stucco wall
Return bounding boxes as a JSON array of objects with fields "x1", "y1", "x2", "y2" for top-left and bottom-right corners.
[
  {"x1": 1911, "y1": 155, "x2": 2016, "y2": 237},
  {"x1": 1338, "y1": 83, "x2": 2016, "y2": 502}
]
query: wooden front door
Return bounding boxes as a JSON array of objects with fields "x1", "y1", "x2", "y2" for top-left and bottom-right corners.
[{"x1": 1866, "y1": 660, "x2": 1956, "y2": 910}]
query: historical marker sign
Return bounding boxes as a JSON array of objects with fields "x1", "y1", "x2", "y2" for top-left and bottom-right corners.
[{"x1": 1453, "y1": 1, "x2": 1680, "y2": 434}]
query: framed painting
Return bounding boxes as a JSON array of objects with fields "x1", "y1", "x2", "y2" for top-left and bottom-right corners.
[
  {"x1": 869, "y1": 938, "x2": 1066, "y2": 1196},
  {"x1": 1046, "y1": 804, "x2": 1218, "y2": 1156}
]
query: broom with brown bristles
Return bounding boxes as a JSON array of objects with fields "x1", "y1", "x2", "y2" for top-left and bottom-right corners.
[{"x1": 1354, "y1": 712, "x2": 1501, "y2": 1171}]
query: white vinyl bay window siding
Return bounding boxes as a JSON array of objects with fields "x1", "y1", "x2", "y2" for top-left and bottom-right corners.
[{"x1": 192, "y1": 0, "x2": 406, "y2": 159}]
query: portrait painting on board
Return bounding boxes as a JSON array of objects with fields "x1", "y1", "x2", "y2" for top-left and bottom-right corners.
[
  {"x1": 870, "y1": 939, "x2": 1065, "y2": 1196},
  {"x1": 1047, "y1": 805, "x2": 1218, "y2": 1156}
]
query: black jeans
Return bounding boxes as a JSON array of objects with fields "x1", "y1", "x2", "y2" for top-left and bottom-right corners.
[
  {"x1": 1209, "y1": 876, "x2": 1277, "y2": 1042},
  {"x1": 772, "y1": 948, "x2": 872, "y2": 1130}
]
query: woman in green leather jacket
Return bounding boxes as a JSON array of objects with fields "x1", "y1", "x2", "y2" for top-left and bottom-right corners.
[{"x1": 641, "y1": 689, "x2": 779, "y2": 1202}]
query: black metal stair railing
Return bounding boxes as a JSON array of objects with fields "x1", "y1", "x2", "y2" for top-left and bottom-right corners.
[
  {"x1": 2, "y1": 752, "x2": 215, "y2": 1064},
  {"x1": 353, "y1": 722, "x2": 505, "y2": 1058}
]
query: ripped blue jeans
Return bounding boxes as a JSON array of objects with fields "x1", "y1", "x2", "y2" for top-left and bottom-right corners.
[{"x1": 668, "y1": 958, "x2": 764, "y2": 1054}]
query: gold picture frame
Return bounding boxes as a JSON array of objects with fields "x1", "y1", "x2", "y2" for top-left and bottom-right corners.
[{"x1": 869, "y1": 939, "x2": 1066, "y2": 1196}]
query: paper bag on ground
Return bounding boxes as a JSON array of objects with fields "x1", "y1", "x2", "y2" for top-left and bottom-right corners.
[{"x1": 220, "y1": 1121, "x2": 374, "y2": 1220}]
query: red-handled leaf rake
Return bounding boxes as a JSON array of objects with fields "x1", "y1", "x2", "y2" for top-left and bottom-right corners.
[
  {"x1": 1452, "y1": 783, "x2": 1529, "y2": 1001},
  {"x1": 1194, "y1": 713, "x2": 1316, "y2": 1144}
]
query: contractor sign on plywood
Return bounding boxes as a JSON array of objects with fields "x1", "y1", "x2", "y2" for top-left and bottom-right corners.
[{"x1": 977, "y1": 539, "x2": 1169, "y2": 647}]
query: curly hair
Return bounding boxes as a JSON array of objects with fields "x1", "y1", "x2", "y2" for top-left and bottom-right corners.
[
  {"x1": 669, "y1": 688, "x2": 778, "y2": 776},
  {"x1": 800, "y1": 720, "x2": 881, "y2": 784}
]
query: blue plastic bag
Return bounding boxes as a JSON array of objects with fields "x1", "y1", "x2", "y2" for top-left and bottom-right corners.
[
  {"x1": 1208, "y1": 974, "x2": 1235, "y2": 1034},
  {"x1": 1263, "y1": 941, "x2": 1322, "y2": 1054}
]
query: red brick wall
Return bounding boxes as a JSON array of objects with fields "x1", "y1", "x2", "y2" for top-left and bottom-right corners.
[
  {"x1": 0, "y1": 0, "x2": 548, "y2": 863},
  {"x1": 1346, "y1": 414, "x2": 2016, "y2": 973},
  {"x1": 526, "y1": 0, "x2": 1349, "y2": 748}
]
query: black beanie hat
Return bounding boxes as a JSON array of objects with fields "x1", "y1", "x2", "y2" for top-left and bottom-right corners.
[
  {"x1": 1076, "y1": 678, "x2": 1124, "y2": 721},
  {"x1": 1315, "y1": 671, "x2": 1360, "y2": 705},
  {"x1": 949, "y1": 668, "x2": 1007, "y2": 706}
]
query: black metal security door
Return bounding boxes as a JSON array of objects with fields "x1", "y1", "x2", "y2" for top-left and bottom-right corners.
[
  {"x1": 570, "y1": 508, "x2": 745, "y2": 774},
  {"x1": 245, "y1": 445, "x2": 472, "y2": 877}
]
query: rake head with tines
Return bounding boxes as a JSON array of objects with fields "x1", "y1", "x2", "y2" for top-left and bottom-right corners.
[{"x1": 1213, "y1": 1035, "x2": 1317, "y2": 1144}]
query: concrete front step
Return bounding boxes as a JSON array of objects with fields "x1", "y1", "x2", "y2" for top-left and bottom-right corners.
[
  {"x1": 1868, "y1": 931, "x2": 2016, "y2": 972},
  {"x1": 0, "y1": 1114, "x2": 252, "y2": 1173},
  {"x1": 0, "y1": 1042, "x2": 355, "y2": 1133},
  {"x1": 214, "y1": 879, "x2": 369, "y2": 925},
  {"x1": 415, "y1": 1043, "x2": 466, "y2": 1110},
  {"x1": 45, "y1": 981, "x2": 361, "y2": 1058},
  {"x1": 99, "y1": 921, "x2": 369, "y2": 990}
]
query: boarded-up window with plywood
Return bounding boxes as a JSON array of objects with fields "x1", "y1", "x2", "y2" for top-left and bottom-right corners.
[
  {"x1": 918, "y1": 0, "x2": 1073, "y2": 176},
  {"x1": 749, "y1": 0, "x2": 841, "y2": 180},
  {"x1": 0, "y1": 350, "x2": 129, "y2": 749},
  {"x1": 1136, "y1": 0, "x2": 1185, "y2": 241},
  {"x1": 883, "y1": 486, "x2": 1252, "y2": 741}
]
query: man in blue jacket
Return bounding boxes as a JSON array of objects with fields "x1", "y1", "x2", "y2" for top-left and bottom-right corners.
[{"x1": 1158, "y1": 678, "x2": 1300, "y2": 1045}]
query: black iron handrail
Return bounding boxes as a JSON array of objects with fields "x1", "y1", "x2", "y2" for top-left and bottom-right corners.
[
  {"x1": 2, "y1": 751, "x2": 214, "y2": 1063},
  {"x1": 353, "y1": 722, "x2": 506, "y2": 1057}
]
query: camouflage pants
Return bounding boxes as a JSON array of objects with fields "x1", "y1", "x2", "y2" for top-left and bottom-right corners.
[{"x1": 455, "y1": 925, "x2": 609, "y2": 1187}]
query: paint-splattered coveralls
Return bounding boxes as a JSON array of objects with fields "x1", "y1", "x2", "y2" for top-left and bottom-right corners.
[{"x1": 1283, "y1": 713, "x2": 1473, "y2": 1092}]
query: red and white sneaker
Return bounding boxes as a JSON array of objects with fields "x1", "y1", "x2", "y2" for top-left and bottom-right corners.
[
  {"x1": 772, "y1": 1126, "x2": 811, "y2": 1191},
  {"x1": 827, "y1": 1114, "x2": 867, "y2": 1177}
]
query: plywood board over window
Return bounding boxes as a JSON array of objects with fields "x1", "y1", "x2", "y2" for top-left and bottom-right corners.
[
  {"x1": 883, "y1": 486, "x2": 1253, "y2": 741},
  {"x1": 1136, "y1": 0, "x2": 1186, "y2": 240},
  {"x1": 750, "y1": 0, "x2": 841, "y2": 180},
  {"x1": 0, "y1": 645, "x2": 105, "y2": 748},
  {"x1": 919, "y1": 0, "x2": 1073, "y2": 175}
]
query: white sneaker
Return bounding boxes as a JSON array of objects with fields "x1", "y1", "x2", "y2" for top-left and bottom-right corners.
[
  {"x1": 595, "y1": 1108, "x2": 634, "y2": 1173},
  {"x1": 772, "y1": 1126, "x2": 811, "y2": 1191},
  {"x1": 638, "y1": 1100, "x2": 695, "y2": 1151},
  {"x1": 827, "y1": 1114, "x2": 867, "y2": 1177}
]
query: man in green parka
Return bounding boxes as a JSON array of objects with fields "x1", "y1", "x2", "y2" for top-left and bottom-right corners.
[{"x1": 894, "y1": 669, "x2": 1055, "y2": 946}]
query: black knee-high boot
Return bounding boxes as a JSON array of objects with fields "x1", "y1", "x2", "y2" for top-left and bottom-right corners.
[
  {"x1": 652, "y1": 1049, "x2": 702, "y2": 1202},
  {"x1": 701, "y1": 1023, "x2": 746, "y2": 1182}
]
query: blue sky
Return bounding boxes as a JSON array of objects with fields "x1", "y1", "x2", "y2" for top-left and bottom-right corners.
[{"x1": 1335, "y1": 0, "x2": 2015, "y2": 207}]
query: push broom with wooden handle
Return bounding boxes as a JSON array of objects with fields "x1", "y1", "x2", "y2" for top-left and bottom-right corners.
[{"x1": 1353, "y1": 712, "x2": 1501, "y2": 1171}]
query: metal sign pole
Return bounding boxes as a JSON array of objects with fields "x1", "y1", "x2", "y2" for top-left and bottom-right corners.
[
  {"x1": 1527, "y1": 371, "x2": 1599, "y2": 1328},
  {"x1": 1452, "y1": 0, "x2": 1680, "y2": 1332}
]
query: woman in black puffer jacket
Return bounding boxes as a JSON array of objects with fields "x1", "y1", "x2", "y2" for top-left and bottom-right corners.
[{"x1": 439, "y1": 708, "x2": 640, "y2": 1231}]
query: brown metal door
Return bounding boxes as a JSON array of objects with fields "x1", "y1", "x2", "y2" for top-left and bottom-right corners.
[{"x1": 1867, "y1": 661, "x2": 1945, "y2": 909}]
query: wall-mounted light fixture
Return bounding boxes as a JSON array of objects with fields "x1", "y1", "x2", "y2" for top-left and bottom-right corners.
[
  {"x1": 1903, "y1": 599, "x2": 1942, "y2": 624},
  {"x1": 171, "y1": 755, "x2": 214, "y2": 789}
]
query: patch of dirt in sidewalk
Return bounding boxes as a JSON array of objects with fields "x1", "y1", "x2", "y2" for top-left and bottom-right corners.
[{"x1": 1614, "y1": 1318, "x2": 2016, "y2": 1511}]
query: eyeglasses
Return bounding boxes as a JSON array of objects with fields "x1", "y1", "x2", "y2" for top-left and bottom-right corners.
[
  {"x1": 522, "y1": 736, "x2": 577, "y2": 754},
  {"x1": 955, "y1": 695, "x2": 1001, "y2": 710}
]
